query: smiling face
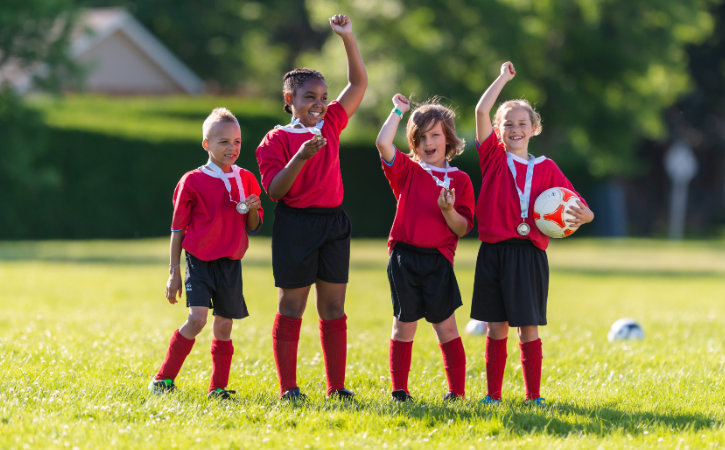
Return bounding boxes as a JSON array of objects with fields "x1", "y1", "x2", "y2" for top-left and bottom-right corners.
[
  {"x1": 286, "y1": 78, "x2": 328, "y2": 128},
  {"x1": 415, "y1": 121, "x2": 448, "y2": 167},
  {"x1": 203, "y1": 121, "x2": 241, "y2": 170},
  {"x1": 498, "y1": 106, "x2": 537, "y2": 152}
]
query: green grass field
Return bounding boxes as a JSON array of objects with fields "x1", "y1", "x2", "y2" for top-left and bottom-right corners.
[{"x1": 1, "y1": 238, "x2": 724, "y2": 449}]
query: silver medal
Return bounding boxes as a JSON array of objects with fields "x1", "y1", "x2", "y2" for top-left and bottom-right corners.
[
  {"x1": 236, "y1": 202, "x2": 249, "y2": 214},
  {"x1": 517, "y1": 222, "x2": 530, "y2": 236}
]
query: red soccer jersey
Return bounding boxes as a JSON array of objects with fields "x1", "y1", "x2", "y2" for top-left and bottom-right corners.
[
  {"x1": 171, "y1": 166, "x2": 264, "y2": 261},
  {"x1": 475, "y1": 131, "x2": 587, "y2": 251},
  {"x1": 382, "y1": 149, "x2": 476, "y2": 266},
  {"x1": 256, "y1": 101, "x2": 349, "y2": 208}
]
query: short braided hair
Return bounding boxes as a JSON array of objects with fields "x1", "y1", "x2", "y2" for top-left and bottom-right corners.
[{"x1": 282, "y1": 68, "x2": 326, "y2": 115}]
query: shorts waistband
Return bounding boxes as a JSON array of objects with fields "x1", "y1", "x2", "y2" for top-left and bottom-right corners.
[
  {"x1": 276, "y1": 200, "x2": 344, "y2": 216},
  {"x1": 394, "y1": 242, "x2": 442, "y2": 255},
  {"x1": 488, "y1": 238, "x2": 535, "y2": 247}
]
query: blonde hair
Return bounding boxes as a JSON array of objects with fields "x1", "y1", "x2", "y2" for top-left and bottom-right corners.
[
  {"x1": 202, "y1": 107, "x2": 239, "y2": 141},
  {"x1": 406, "y1": 100, "x2": 465, "y2": 162},
  {"x1": 492, "y1": 99, "x2": 543, "y2": 139}
]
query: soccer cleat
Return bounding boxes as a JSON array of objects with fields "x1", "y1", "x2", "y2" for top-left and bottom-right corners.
[
  {"x1": 391, "y1": 390, "x2": 413, "y2": 402},
  {"x1": 525, "y1": 397, "x2": 546, "y2": 407},
  {"x1": 328, "y1": 388, "x2": 356, "y2": 400},
  {"x1": 207, "y1": 389, "x2": 236, "y2": 400},
  {"x1": 479, "y1": 395, "x2": 501, "y2": 405},
  {"x1": 281, "y1": 387, "x2": 307, "y2": 401},
  {"x1": 148, "y1": 379, "x2": 176, "y2": 394},
  {"x1": 443, "y1": 392, "x2": 462, "y2": 401}
]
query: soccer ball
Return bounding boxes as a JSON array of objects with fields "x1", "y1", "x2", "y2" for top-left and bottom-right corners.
[
  {"x1": 607, "y1": 318, "x2": 645, "y2": 342},
  {"x1": 533, "y1": 187, "x2": 581, "y2": 238},
  {"x1": 465, "y1": 320, "x2": 487, "y2": 336}
]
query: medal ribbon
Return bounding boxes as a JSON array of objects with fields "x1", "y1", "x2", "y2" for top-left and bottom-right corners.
[
  {"x1": 418, "y1": 160, "x2": 455, "y2": 190},
  {"x1": 200, "y1": 159, "x2": 246, "y2": 205},
  {"x1": 290, "y1": 117, "x2": 324, "y2": 136},
  {"x1": 506, "y1": 153, "x2": 535, "y2": 219}
]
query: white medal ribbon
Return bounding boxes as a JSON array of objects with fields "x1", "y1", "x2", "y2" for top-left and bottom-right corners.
[
  {"x1": 199, "y1": 159, "x2": 246, "y2": 207},
  {"x1": 290, "y1": 117, "x2": 324, "y2": 136},
  {"x1": 418, "y1": 160, "x2": 457, "y2": 190},
  {"x1": 506, "y1": 152, "x2": 535, "y2": 220}
]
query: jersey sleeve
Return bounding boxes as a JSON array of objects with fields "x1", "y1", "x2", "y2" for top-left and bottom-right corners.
[
  {"x1": 546, "y1": 160, "x2": 588, "y2": 207},
  {"x1": 475, "y1": 130, "x2": 502, "y2": 169},
  {"x1": 381, "y1": 147, "x2": 414, "y2": 199},
  {"x1": 455, "y1": 174, "x2": 476, "y2": 233},
  {"x1": 325, "y1": 101, "x2": 349, "y2": 134},
  {"x1": 170, "y1": 177, "x2": 196, "y2": 231},
  {"x1": 255, "y1": 131, "x2": 288, "y2": 200},
  {"x1": 241, "y1": 169, "x2": 264, "y2": 234}
]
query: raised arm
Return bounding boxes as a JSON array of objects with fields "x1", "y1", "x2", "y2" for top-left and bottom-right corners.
[
  {"x1": 376, "y1": 94, "x2": 410, "y2": 164},
  {"x1": 330, "y1": 15, "x2": 368, "y2": 118},
  {"x1": 476, "y1": 61, "x2": 516, "y2": 142}
]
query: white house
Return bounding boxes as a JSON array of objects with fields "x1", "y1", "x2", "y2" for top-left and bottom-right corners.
[{"x1": 7, "y1": 8, "x2": 204, "y2": 95}]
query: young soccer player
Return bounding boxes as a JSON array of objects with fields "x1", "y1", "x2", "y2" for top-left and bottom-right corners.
[
  {"x1": 375, "y1": 94, "x2": 475, "y2": 401},
  {"x1": 473, "y1": 62, "x2": 594, "y2": 406},
  {"x1": 255, "y1": 14, "x2": 367, "y2": 399},
  {"x1": 149, "y1": 108, "x2": 264, "y2": 399}
]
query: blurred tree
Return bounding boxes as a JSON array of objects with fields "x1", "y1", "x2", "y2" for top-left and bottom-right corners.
[
  {"x1": 301, "y1": 0, "x2": 719, "y2": 177},
  {"x1": 0, "y1": 0, "x2": 79, "y2": 235},
  {"x1": 80, "y1": 0, "x2": 329, "y2": 95}
]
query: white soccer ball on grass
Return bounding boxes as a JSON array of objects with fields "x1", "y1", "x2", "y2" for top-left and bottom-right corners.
[
  {"x1": 465, "y1": 320, "x2": 488, "y2": 336},
  {"x1": 607, "y1": 318, "x2": 645, "y2": 342}
]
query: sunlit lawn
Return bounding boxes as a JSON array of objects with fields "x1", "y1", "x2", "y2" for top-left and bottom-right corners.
[{"x1": 0, "y1": 238, "x2": 724, "y2": 449}]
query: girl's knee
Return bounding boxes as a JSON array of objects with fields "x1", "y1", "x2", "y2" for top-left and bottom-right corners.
[{"x1": 517, "y1": 325, "x2": 539, "y2": 342}]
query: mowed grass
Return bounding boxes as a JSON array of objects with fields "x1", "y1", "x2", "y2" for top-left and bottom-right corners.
[{"x1": 0, "y1": 238, "x2": 724, "y2": 449}]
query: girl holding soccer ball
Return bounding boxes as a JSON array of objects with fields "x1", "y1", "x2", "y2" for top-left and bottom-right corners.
[{"x1": 472, "y1": 62, "x2": 594, "y2": 406}]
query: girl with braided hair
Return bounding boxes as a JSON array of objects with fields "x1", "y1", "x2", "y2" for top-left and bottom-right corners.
[{"x1": 255, "y1": 14, "x2": 367, "y2": 400}]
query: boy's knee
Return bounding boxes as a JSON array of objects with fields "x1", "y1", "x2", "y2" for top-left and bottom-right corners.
[{"x1": 187, "y1": 315, "x2": 207, "y2": 332}]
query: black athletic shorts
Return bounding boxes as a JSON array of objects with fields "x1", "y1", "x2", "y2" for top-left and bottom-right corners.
[
  {"x1": 272, "y1": 201, "x2": 351, "y2": 289},
  {"x1": 184, "y1": 251, "x2": 248, "y2": 320},
  {"x1": 388, "y1": 242, "x2": 463, "y2": 323},
  {"x1": 470, "y1": 238, "x2": 548, "y2": 327}
]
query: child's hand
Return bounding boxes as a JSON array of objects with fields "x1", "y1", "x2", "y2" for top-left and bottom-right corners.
[
  {"x1": 296, "y1": 136, "x2": 327, "y2": 160},
  {"x1": 330, "y1": 14, "x2": 352, "y2": 36},
  {"x1": 500, "y1": 61, "x2": 516, "y2": 81},
  {"x1": 165, "y1": 272, "x2": 182, "y2": 304},
  {"x1": 392, "y1": 94, "x2": 410, "y2": 114},
  {"x1": 438, "y1": 188, "x2": 456, "y2": 211},
  {"x1": 566, "y1": 200, "x2": 594, "y2": 227},
  {"x1": 242, "y1": 194, "x2": 262, "y2": 212}
]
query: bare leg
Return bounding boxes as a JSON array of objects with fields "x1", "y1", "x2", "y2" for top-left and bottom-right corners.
[
  {"x1": 278, "y1": 286, "x2": 312, "y2": 319},
  {"x1": 431, "y1": 314, "x2": 460, "y2": 344},
  {"x1": 212, "y1": 316, "x2": 233, "y2": 341},
  {"x1": 179, "y1": 306, "x2": 208, "y2": 339},
  {"x1": 391, "y1": 317, "x2": 417, "y2": 342},
  {"x1": 487, "y1": 321, "x2": 509, "y2": 339},
  {"x1": 314, "y1": 279, "x2": 346, "y2": 320},
  {"x1": 517, "y1": 325, "x2": 539, "y2": 343}
]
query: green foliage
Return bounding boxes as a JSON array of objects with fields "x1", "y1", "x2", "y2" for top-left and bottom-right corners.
[
  {"x1": 301, "y1": 0, "x2": 719, "y2": 177},
  {"x1": 0, "y1": 0, "x2": 81, "y2": 92},
  {"x1": 1, "y1": 238, "x2": 725, "y2": 448}
]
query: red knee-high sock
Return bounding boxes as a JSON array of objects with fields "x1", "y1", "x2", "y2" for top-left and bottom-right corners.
[
  {"x1": 440, "y1": 337, "x2": 466, "y2": 397},
  {"x1": 209, "y1": 339, "x2": 234, "y2": 392},
  {"x1": 520, "y1": 338, "x2": 543, "y2": 401},
  {"x1": 485, "y1": 336, "x2": 507, "y2": 400},
  {"x1": 389, "y1": 339, "x2": 413, "y2": 393},
  {"x1": 319, "y1": 315, "x2": 347, "y2": 395},
  {"x1": 155, "y1": 329, "x2": 195, "y2": 381},
  {"x1": 272, "y1": 313, "x2": 302, "y2": 395}
]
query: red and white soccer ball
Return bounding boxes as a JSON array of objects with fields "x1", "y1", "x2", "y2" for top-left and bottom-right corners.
[{"x1": 533, "y1": 187, "x2": 581, "y2": 238}]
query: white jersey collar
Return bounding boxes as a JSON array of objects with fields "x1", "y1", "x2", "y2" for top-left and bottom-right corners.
[{"x1": 507, "y1": 151, "x2": 547, "y2": 165}]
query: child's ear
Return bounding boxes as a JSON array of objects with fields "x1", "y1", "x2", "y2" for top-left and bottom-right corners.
[
  {"x1": 202, "y1": 139, "x2": 209, "y2": 151},
  {"x1": 284, "y1": 93, "x2": 293, "y2": 107}
]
